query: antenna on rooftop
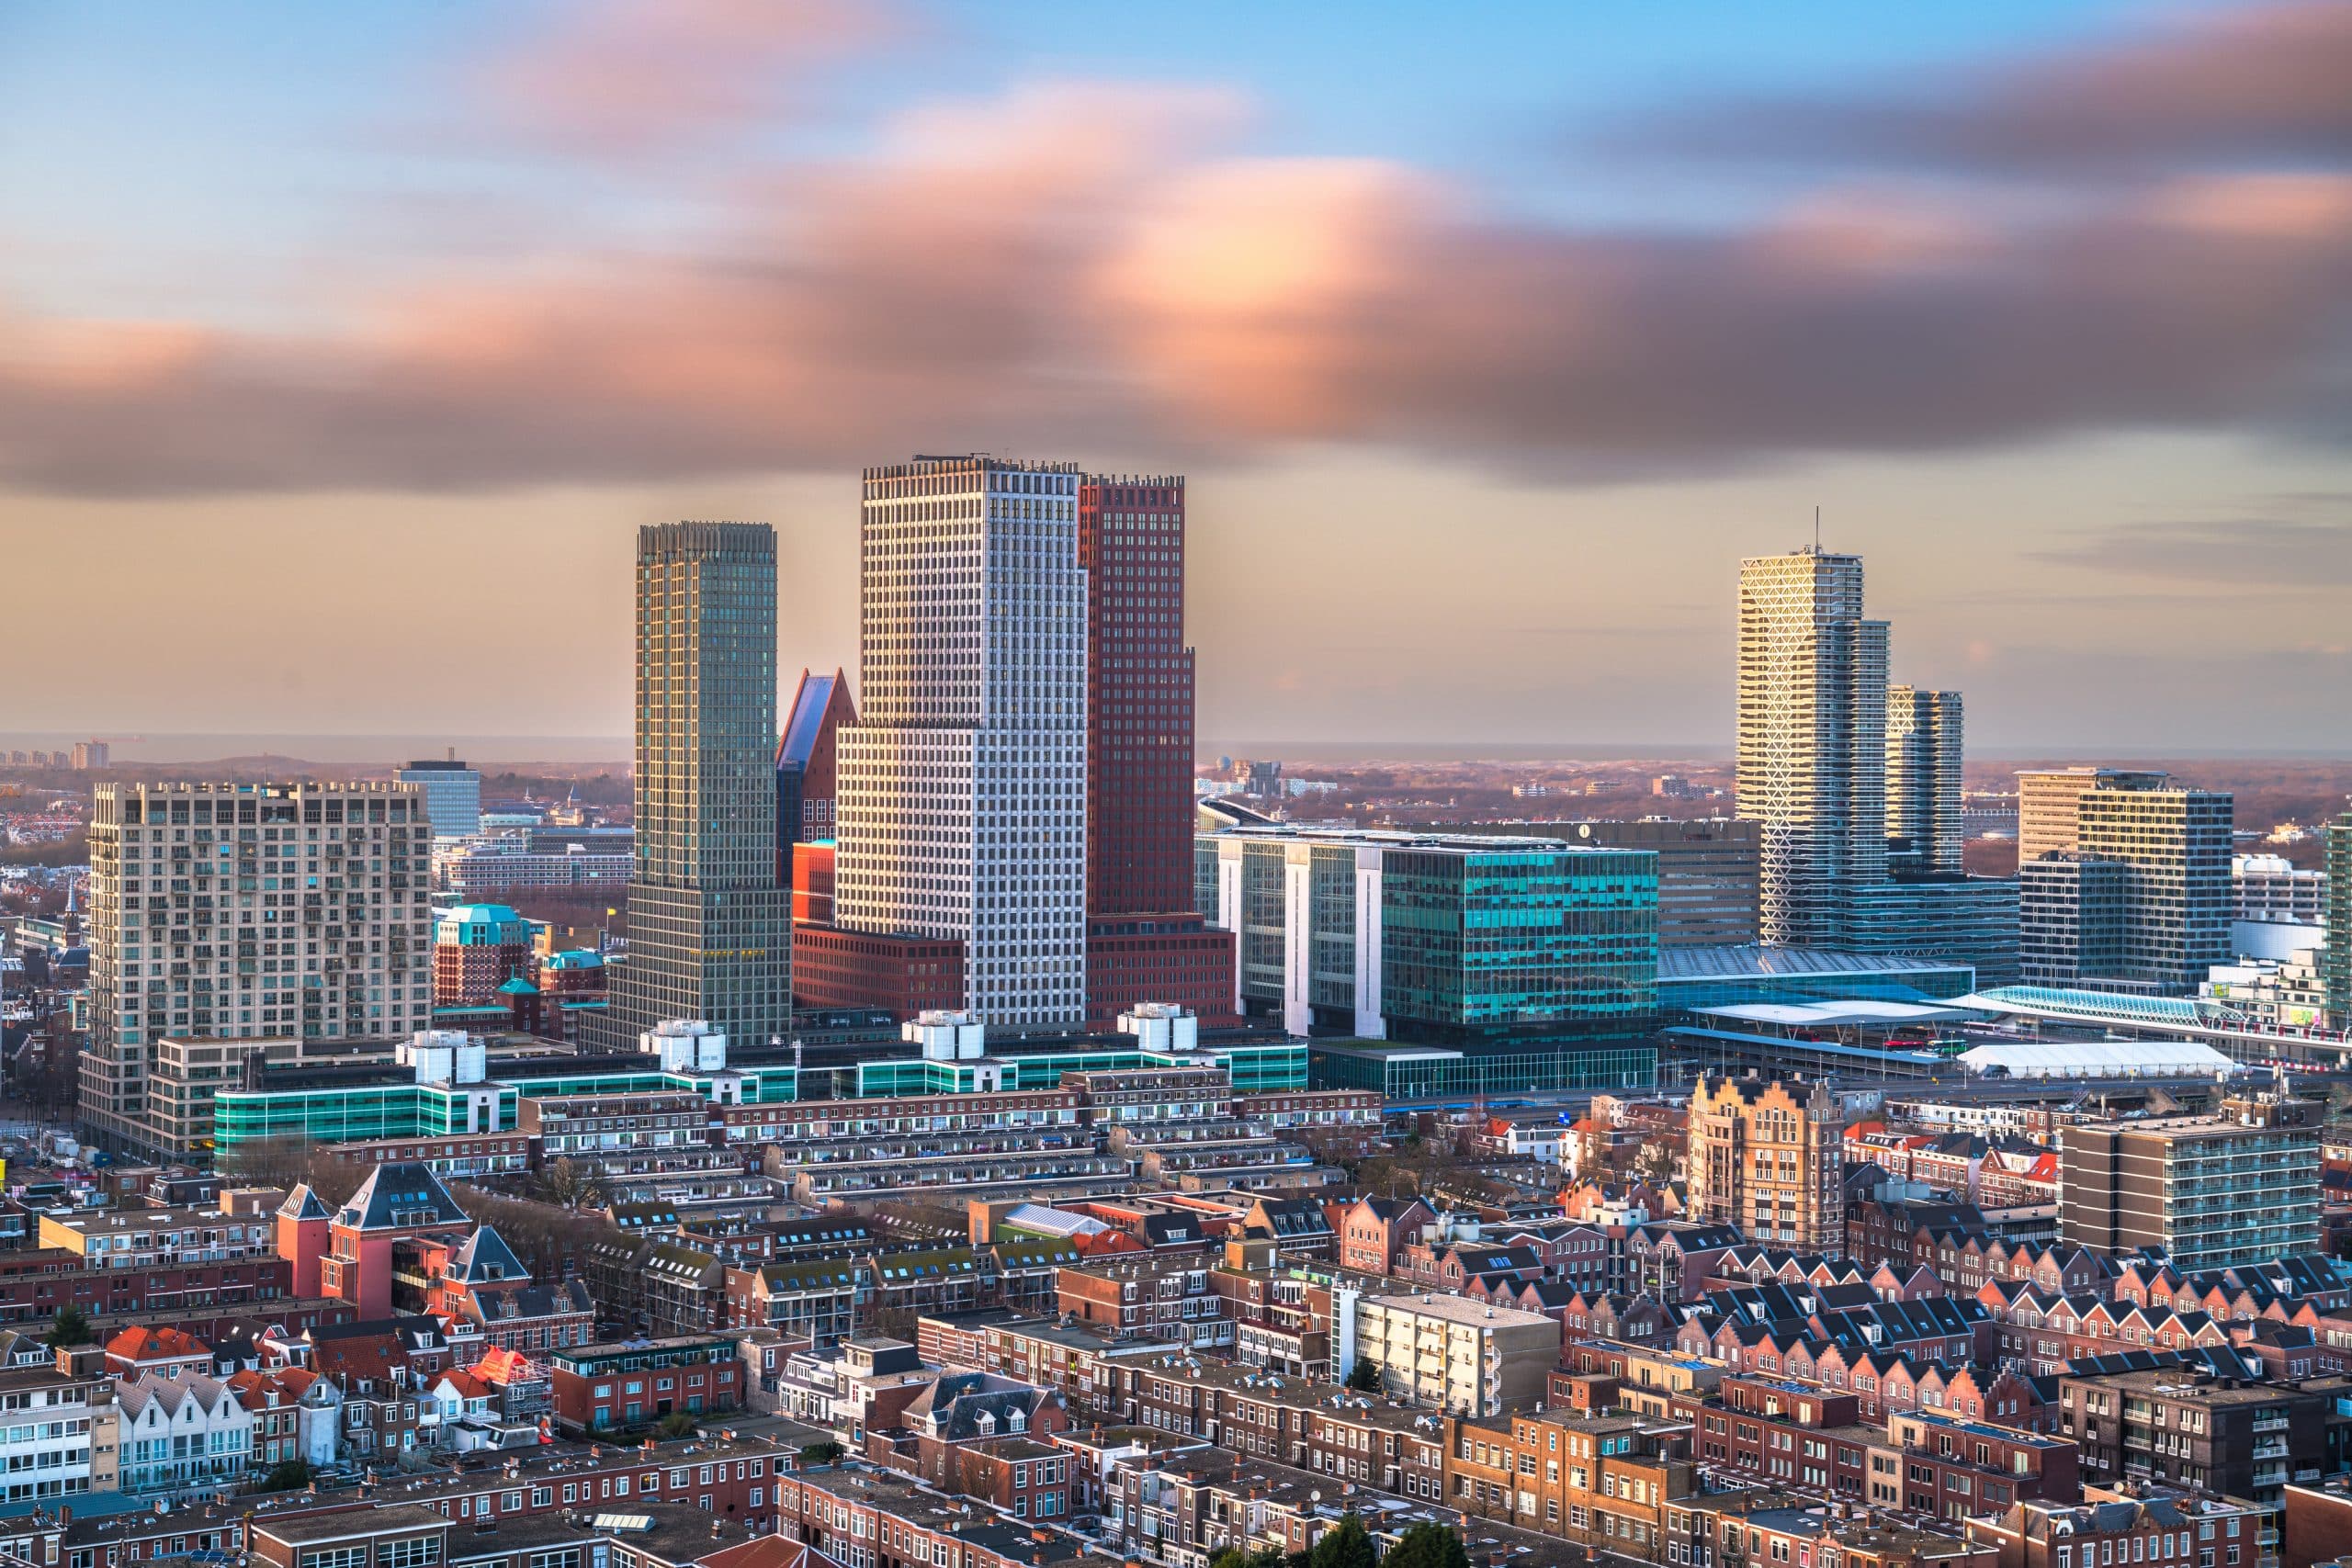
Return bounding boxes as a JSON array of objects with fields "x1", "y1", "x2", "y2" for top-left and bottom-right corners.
[{"x1": 1813, "y1": 505, "x2": 1822, "y2": 553}]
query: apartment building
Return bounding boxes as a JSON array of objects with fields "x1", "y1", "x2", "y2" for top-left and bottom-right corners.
[
  {"x1": 2057, "y1": 1368, "x2": 2324, "y2": 1504},
  {"x1": 1351, "y1": 1292, "x2": 1562, "y2": 1416},
  {"x1": 1687, "y1": 1075, "x2": 1848, "y2": 1253},
  {"x1": 2058, "y1": 1099, "x2": 2321, "y2": 1270},
  {"x1": 1444, "y1": 1409, "x2": 1695, "y2": 1553},
  {"x1": 84, "y1": 779, "x2": 434, "y2": 1154}
]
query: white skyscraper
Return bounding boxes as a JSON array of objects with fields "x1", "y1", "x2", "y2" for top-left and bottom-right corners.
[
  {"x1": 834, "y1": 457, "x2": 1089, "y2": 1029},
  {"x1": 1886, "y1": 686, "x2": 1963, "y2": 874},
  {"x1": 1736, "y1": 548, "x2": 1888, "y2": 947}
]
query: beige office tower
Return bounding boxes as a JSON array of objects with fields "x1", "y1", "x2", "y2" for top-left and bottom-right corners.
[
  {"x1": 835, "y1": 457, "x2": 1089, "y2": 1029},
  {"x1": 84, "y1": 780, "x2": 434, "y2": 1156},
  {"x1": 1886, "y1": 685, "x2": 1963, "y2": 874},
  {"x1": 1686, "y1": 1074, "x2": 1848, "y2": 1254},
  {"x1": 2016, "y1": 767, "x2": 2171, "y2": 863},
  {"x1": 1736, "y1": 548, "x2": 1888, "y2": 947}
]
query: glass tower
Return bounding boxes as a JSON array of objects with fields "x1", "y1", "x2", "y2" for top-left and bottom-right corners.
[{"x1": 597, "y1": 522, "x2": 793, "y2": 1053}]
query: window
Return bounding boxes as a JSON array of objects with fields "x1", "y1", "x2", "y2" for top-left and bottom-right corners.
[{"x1": 385, "y1": 1540, "x2": 441, "y2": 1568}]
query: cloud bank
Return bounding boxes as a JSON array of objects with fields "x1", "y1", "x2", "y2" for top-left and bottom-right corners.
[{"x1": 0, "y1": 0, "x2": 2347, "y2": 497}]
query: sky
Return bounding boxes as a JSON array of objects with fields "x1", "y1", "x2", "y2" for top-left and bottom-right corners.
[{"x1": 3, "y1": 0, "x2": 2349, "y2": 756}]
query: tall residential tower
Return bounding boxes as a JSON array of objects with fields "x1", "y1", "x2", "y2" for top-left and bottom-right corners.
[
  {"x1": 1736, "y1": 548, "x2": 1888, "y2": 946},
  {"x1": 1886, "y1": 686, "x2": 1963, "y2": 874},
  {"x1": 598, "y1": 522, "x2": 793, "y2": 1051},
  {"x1": 834, "y1": 457, "x2": 1089, "y2": 1029}
]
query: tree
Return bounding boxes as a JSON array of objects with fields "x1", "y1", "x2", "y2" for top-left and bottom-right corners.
[
  {"x1": 1383, "y1": 1524, "x2": 1470, "y2": 1568},
  {"x1": 1307, "y1": 1516, "x2": 1375, "y2": 1568},
  {"x1": 224, "y1": 1134, "x2": 321, "y2": 1191},
  {"x1": 44, "y1": 1304, "x2": 91, "y2": 1348},
  {"x1": 1344, "y1": 1357, "x2": 1384, "y2": 1393},
  {"x1": 532, "y1": 1157, "x2": 609, "y2": 1213},
  {"x1": 1634, "y1": 1136, "x2": 1679, "y2": 1185},
  {"x1": 1210, "y1": 1550, "x2": 1283, "y2": 1568},
  {"x1": 257, "y1": 1459, "x2": 315, "y2": 1493},
  {"x1": 799, "y1": 1440, "x2": 845, "y2": 1469}
]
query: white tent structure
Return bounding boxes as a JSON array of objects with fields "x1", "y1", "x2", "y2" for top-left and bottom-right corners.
[{"x1": 1953, "y1": 1037, "x2": 2238, "y2": 1079}]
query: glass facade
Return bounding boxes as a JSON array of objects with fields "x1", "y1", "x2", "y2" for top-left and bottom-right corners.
[
  {"x1": 1381, "y1": 846, "x2": 1657, "y2": 1043},
  {"x1": 2325, "y1": 813, "x2": 2352, "y2": 1029},
  {"x1": 1310, "y1": 1042, "x2": 1657, "y2": 1100}
]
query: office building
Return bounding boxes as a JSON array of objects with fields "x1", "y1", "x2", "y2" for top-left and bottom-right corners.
[
  {"x1": 396, "y1": 755, "x2": 482, "y2": 841},
  {"x1": 835, "y1": 457, "x2": 1088, "y2": 1030},
  {"x1": 1686, "y1": 1074, "x2": 1847, "y2": 1252},
  {"x1": 83, "y1": 779, "x2": 434, "y2": 1156},
  {"x1": 2016, "y1": 767, "x2": 2171, "y2": 863},
  {"x1": 775, "y1": 667, "x2": 855, "y2": 874},
  {"x1": 435, "y1": 837, "x2": 633, "y2": 898},
  {"x1": 433, "y1": 902, "x2": 532, "y2": 1006},
  {"x1": 1080, "y1": 473, "x2": 1238, "y2": 1026},
  {"x1": 597, "y1": 522, "x2": 793, "y2": 1053},
  {"x1": 1439, "y1": 818, "x2": 1759, "y2": 947},
  {"x1": 2326, "y1": 809, "x2": 2352, "y2": 1028},
  {"x1": 1848, "y1": 873, "x2": 2020, "y2": 985},
  {"x1": 2019, "y1": 772, "x2": 2232, "y2": 994},
  {"x1": 1738, "y1": 547, "x2": 1888, "y2": 946},
  {"x1": 1204, "y1": 825, "x2": 1657, "y2": 1090},
  {"x1": 2057, "y1": 1095, "x2": 2320, "y2": 1270},
  {"x1": 1887, "y1": 686, "x2": 1963, "y2": 874}
]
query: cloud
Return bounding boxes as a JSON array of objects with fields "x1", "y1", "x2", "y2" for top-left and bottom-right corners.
[
  {"x1": 2034, "y1": 515, "x2": 2352, "y2": 587},
  {"x1": 1618, "y1": 0, "x2": 2352, "y2": 177},
  {"x1": 468, "y1": 0, "x2": 898, "y2": 154},
  {"x1": 1, "y1": 5, "x2": 2349, "y2": 497}
]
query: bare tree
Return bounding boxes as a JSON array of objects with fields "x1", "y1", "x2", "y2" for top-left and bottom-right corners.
[{"x1": 531, "y1": 1157, "x2": 609, "y2": 1213}]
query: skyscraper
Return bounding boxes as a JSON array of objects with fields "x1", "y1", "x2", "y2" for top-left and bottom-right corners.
[
  {"x1": 1885, "y1": 685, "x2": 1962, "y2": 874},
  {"x1": 1078, "y1": 473, "x2": 1238, "y2": 1025},
  {"x1": 834, "y1": 457, "x2": 1088, "y2": 1029},
  {"x1": 1736, "y1": 548, "x2": 1888, "y2": 946},
  {"x1": 775, "y1": 667, "x2": 855, "y2": 877},
  {"x1": 2017, "y1": 770, "x2": 2233, "y2": 994},
  {"x1": 2014, "y1": 767, "x2": 2171, "y2": 863},
  {"x1": 2326, "y1": 808, "x2": 2352, "y2": 1029},
  {"x1": 599, "y1": 522, "x2": 793, "y2": 1052}
]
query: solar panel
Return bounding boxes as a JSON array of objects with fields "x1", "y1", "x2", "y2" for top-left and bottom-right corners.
[{"x1": 590, "y1": 1514, "x2": 655, "y2": 1533}]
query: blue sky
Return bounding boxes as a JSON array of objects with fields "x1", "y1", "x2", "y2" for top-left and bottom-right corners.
[{"x1": 2, "y1": 0, "x2": 2346, "y2": 753}]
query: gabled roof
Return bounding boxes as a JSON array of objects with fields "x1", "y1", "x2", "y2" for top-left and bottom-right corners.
[
  {"x1": 107, "y1": 1325, "x2": 209, "y2": 1361},
  {"x1": 278, "y1": 1184, "x2": 333, "y2": 1223},
  {"x1": 449, "y1": 1226, "x2": 530, "y2": 1286},
  {"x1": 778, "y1": 669, "x2": 854, "y2": 769},
  {"x1": 338, "y1": 1163, "x2": 469, "y2": 1232}
]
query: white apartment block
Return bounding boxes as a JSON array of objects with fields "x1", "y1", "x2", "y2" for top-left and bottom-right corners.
[
  {"x1": 0, "y1": 1355, "x2": 111, "y2": 1503},
  {"x1": 115, "y1": 1374, "x2": 253, "y2": 1496},
  {"x1": 85, "y1": 781, "x2": 433, "y2": 1155},
  {"x1": 836, "y1": 457, "x2": 1089, "y2": 1030},
  {"x1": 1737, "y1": 549, "x2": 1888, "y2": 948},
  {"x1": 1349, "y1": 1292, "x2": 1562, "y2": 1417}
]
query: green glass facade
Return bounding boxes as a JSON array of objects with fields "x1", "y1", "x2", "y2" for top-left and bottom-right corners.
[
  {"x1": 1380, "y1": 846, "x2": 1657, "y2": 1043},
  {"x1": 851, "y1": 1039, "x2": 1306, "y2": 1098},
  {"x1": 1309, "y1": 1041, "x2": 1657, "y2": 1101}
]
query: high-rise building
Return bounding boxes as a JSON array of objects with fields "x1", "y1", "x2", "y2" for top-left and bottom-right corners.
[
  {"x1": 1686, "y1": 1074, "x2": 1847, "y2": 1253},
  {"x1": 1737, "y1": 548, "x2": 1888, "y2": 946},
  {"x1": 2325, "y1": 808, "x2": 2352, "y2": 1028},
  {"x1": 433, "y1": 902, "x2": 532, "y2": 1006},
  {"x1": 1885, "y1": 686, "x2": 1962, "y2": 874},
  {"x1": 1433, "y1": 818, "x2": 1759, "y2": 947},
  {"x1": 834, "y1": 457, "x2": 1088, "y2": 1030},
  {"x1": 2014, "y1": 768, "x2": 2170, "y2": 863},
  {"x1": 2018, "y1": 772, "x2": 2232, "y2": 994},
  {"x1": 2057, "y1": 1095, "x2": 2319, "y2": 1269},
  {"x1": 83, "y1": 779, "x2": 434, "y2": 1155},
  {"x1": 598, "y1": 523, "x2": 793, "y2": 1053},
  {"x1": 1079, "y1": 472, "x2": 1237, "y2": 1026},
  {"x1": 1201, "y1": 825, "x2": 1657, "y2": 1089},
  {"x1": 775, "y1": 668, "x2": 855, "y2": 876},
  {"x1": 396, "y1": 754, "x2": 482, "y2": 841}
]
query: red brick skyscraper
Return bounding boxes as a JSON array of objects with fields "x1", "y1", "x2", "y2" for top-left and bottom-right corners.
[{"x1": 1079, "y1": 474, "x2": 1238, "y2": 1025}]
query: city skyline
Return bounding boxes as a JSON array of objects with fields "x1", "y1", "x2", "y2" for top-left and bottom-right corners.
[{"x1": 6, "y1": 0, "x2": 2350, "y2": 751}]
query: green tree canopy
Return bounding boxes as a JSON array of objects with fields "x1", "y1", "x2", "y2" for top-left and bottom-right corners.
[
  {"x1": 44, "y1": 1304, "x2": 91, "y2": 1348},
  {"x1": 1384, "y1": 1523, "x2": 1471, "y2": 1568},
  {"x1": 1308, "y1": 1515, "x2": 1376, "y2": 1568},
  {"x1": 1344, "y1": 1358, "x2": 1384, "y2": 1393}
]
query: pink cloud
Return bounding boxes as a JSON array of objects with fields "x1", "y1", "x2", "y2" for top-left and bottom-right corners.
[{"x1": 1, "y1": 5, "x2": 2349, "y2": 496}]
